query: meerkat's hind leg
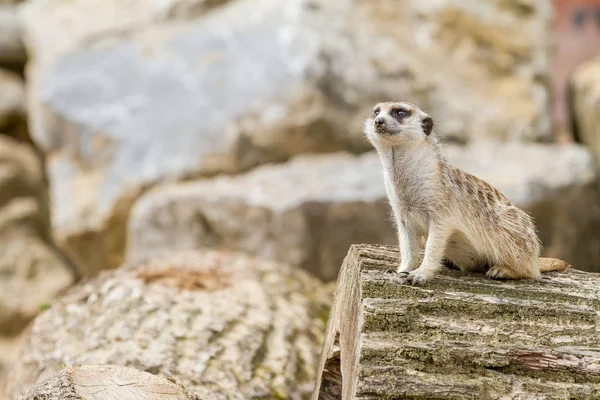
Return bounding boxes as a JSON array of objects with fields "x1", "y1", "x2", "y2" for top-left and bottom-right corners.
[
  {"x1": 485, "y1": 266, "x2": 526, "y2": 280},
  {"x1": 443, "y1": 258, "x2": 460, "y2": 270},
  {"x1": 444, "y1": 231, "x2": 486, "y2": 273}
]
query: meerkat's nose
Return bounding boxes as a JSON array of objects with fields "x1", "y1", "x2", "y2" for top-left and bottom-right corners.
[{"x1": 374, "y1": 117, "x2": 385, "y2": 127}]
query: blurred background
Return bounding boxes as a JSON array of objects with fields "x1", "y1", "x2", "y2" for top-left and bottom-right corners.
[{"x1": 2, "y1": 0, "x2": 600, "y2": 393}]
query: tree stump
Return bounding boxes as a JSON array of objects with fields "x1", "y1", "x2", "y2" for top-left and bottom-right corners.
[
  {"x1": 17, "y1": 364, "x2": 199, "y2": 400},
  {"x1": 313, "y1": 244, "x2": 600, "y2": 399},
  {"x1": 3, "y1": 250, "x2": 331, "y2": 400}
]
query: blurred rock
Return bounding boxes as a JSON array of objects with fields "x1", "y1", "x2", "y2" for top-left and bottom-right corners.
[
  {"x1": 0, "y1": 335, "x2": 23, "y2": 394},
  {"x1": 20, "y1": 0, "x2": 366, "y2": 276},
  {"x1": 0, "y1": 4, "x2": 26, "y2": 67},
  {"x1": 572, "y1": 55, "x2": 600, "y2": 166},
  {"x1": 4, "y1": 250, "x2": 331, "y2": 400},
  {"x1": 19, "y1": 0, "x2": 553, "y2": 276},
  {"x1": 128, "y1": 153, "x2": 396, "y2": 281},
  {"x1": 0, "y1": 69, "x2": 27, "y2": 140},
  {"x1": 315, "y1": 0, "x2": 553, "y2": 144},
  {"x1": 19, "y1": 0, "x2": 232, "y2": 72},
  {"x1": 0, "y1": 136, "x2": 73, "y2": 336},
  {"x1": 17, "y1": 365, "x2": 200, "y2": 400},
  {"x1": 128, "y1": 142, "x2": 600, "y2": 281}
]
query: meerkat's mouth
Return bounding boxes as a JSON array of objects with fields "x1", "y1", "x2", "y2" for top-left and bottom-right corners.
[{"x1": 376, "y1": 126, "x2": 398, "y2": 136}]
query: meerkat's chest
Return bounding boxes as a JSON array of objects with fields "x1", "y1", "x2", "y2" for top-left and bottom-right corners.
[
  {"x1": 384, "y1": 177, "x2": 430, "y2": 233},
  {"x1": 384, "y1": 171, "x2": 432, "y2": 211}
]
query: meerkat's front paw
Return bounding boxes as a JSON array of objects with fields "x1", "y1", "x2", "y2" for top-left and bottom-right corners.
[
  {"x1": 404, "y1": 268, "x2": 432, "y2": 286},
  {"x1": 397, "y1": 263, "x2": 414, "y2": 275}
]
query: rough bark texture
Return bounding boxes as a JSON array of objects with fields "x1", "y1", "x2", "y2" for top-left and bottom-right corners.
[
  {"x1": 313, "y1": 244, "x2": 600, "y2": 400},
  {"x1": 4, "y1": 250, "x2": 331, "y2": 400},
  {"x1": 17, "y1": 364, "x2": 200, "y2": 400}
]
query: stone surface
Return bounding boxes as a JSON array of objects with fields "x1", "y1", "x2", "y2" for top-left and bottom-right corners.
[
  {"x1": 128, "y1": 152, "x2": 396, "y2": 282},
  {"x1": 318, "y1": 0, "x2": 553, "y2": 143},
  {"x1": 0, "y1": 335, "x2": 23, "y2": 394},
  {"x1": 20, "y1": 0, "x2": 553, "y2": 276},
  {"x1": 16, "y1": 365, "x2": 200, "y2": 400},
  {"x1": 0, "y1": 136, "x2": 74, "y2": 337},
  {"x1": 0, "y1": 4, "x2": 25, "y2": 67},
  {"x1": 572, "y1": 55, "x2": 600, "y2": 166},
  {"x1": 314, "y1": 244, "x2": 600, "y2": 399},
  {"x1": 128, "y1": 141, "x2": 600, "y2": 282},
  {"x1": 0, "y1": 69, "x2": 27, "y2": 140},
  {"x1": 4, "y1": 250, "x2": 331, "y2": 400}
]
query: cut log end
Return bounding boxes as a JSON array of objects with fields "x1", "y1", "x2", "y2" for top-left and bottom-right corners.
[
  {"x1": 313, "y1": 244, "x2": 600, "y2": 400},
  {"x1": 16, "y1": 364, "x2": 200, "y2": 400}
]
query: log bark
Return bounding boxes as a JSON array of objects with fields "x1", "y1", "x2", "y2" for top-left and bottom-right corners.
[
  {"x1": 313, "y1": 244, "x2": 600, "y2": 400},
  {"x1": 4, "y1": 250, "x2": 331, "y2": 400},
  {"x1": 17, "y1": 364, "x2": 199, "y2": 400}
]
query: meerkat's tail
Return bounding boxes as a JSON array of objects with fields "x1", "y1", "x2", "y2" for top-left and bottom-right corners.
[{"x1": 539, "y1": 257, "x2": 570, "y2": 273}]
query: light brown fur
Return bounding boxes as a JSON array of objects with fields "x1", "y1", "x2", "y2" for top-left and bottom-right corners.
[{"x1": 364, "y1": 101, "x2": 570, "y2": 285}]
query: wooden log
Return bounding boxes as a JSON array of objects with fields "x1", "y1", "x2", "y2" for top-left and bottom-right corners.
[
  {"x1": 313, "y1": 244, "x2": 600, "y2": 399},
  {"x1": 17, "y1": 364, "x2": 199, "y2": 400},
  {"x1": 4, "y1": 250, "x2": 331, "y2": 400}
]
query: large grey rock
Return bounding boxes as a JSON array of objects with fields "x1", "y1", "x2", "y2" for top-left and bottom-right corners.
[
  {"x1": 0, "y1": 5, "x2": 25, "y2": 67},
  {"x1": 128, "y1": 142, "x2": 600, "y2": 281},
  {"x1": 21, "y1": 0, "x2": 365, "y2": 276},
  {"x1": 572, "y1": 55, "x2": 600, "y2": 166},
  {"x1": 20, "y1": 0, "x2": 553, "y2": 276}
]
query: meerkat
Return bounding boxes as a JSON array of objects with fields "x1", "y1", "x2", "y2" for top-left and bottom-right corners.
[{"x1": 364, "y1": 101, "x2": 570, "y2": 285}]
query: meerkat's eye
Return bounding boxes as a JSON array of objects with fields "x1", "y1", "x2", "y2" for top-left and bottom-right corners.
[
  {"x1": 395, "y1": 109, "x2": 409, "y2": 119},
  {"x1": 373, "y1": 108, "x2": 380, "y2": 117}
]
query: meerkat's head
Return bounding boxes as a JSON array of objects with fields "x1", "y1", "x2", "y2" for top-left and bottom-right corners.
[{"x1": 363, "y1": 101, "x2": 434, "y2": 146}]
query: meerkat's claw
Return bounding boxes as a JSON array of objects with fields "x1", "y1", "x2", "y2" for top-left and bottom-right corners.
[
  {"x1": 485, "y1": 266, "x2": 515, "y2": 280},
  {"x1": 384, "y1": 268, "x2": 397, "y2": 274},
  {"x1": 404, "y1": 269, "x2": 430, "y2": 286}
]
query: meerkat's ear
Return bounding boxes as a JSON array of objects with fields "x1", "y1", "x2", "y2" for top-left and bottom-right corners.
[{"x1": 422, "y1": 116, "x2": 434, "y2": 136}]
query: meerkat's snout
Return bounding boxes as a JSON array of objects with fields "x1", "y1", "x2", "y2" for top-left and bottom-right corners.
[{"x1": 373, "y1": 115, "x2": 388, "y2": 134}]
